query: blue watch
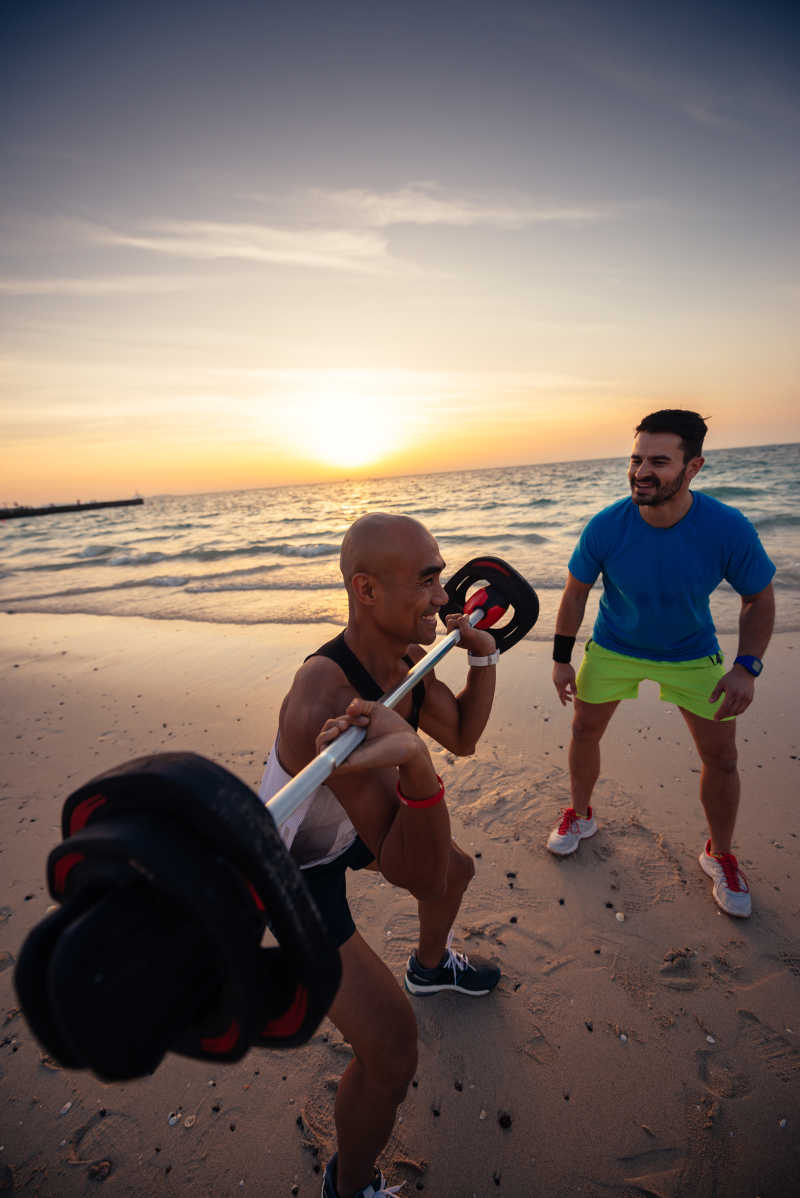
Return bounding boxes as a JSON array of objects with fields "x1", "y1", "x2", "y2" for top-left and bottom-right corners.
[{"x1": 734, "y1": 654, "x2": 763, "y2": 677}]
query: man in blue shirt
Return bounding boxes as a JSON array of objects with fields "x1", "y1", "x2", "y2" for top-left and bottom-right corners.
[{"x1": 549, "y1": 410, "x2": 775, "y2": 917}]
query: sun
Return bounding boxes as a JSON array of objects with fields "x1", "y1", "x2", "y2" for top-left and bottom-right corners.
[
  {"x1": 288, "y1": 381, "x2": 400, "y2": 470},
  {"x1": 304, "y1": 399, "x2": 395, "y2": 468}
]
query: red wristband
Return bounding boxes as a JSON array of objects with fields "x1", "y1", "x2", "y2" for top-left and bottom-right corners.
[{"x1": 396, "y1": 774, "x2": 445, "y2": 808}]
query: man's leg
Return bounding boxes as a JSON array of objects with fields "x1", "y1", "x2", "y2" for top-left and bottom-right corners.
[
  {"x1": 405, "y1": 840, "x2": 500, "y2": 995},
  {"x1": 415, "y1": 840, "x2": 474, "y2": 968},
  {"x1": 546, "y1": 697, "x2": 618, "y2": 855},
  {"x1": 678, "y1": 707, "x2": 739, "y2": 854},
  {"x1": 326, "y1": 930, "x2": 418, "y2": 1198},
  {"x1": 679, "y1": 707, "x2": 750, "y2": 916},
  {"x1": 569, "y1": 697, "x2": 619, "y2": 815}
]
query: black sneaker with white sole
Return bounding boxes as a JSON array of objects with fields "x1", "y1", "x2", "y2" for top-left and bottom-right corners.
[
  {"x1": 404, "y1": 938, "x2": 500, "y2": 997},
  {"x1": 321, "y1": 1153, "x2": 403, "y2": 1197}
]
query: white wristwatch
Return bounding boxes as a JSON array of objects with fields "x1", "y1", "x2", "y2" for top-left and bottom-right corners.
[{"x1": 467, "y1": 650, "x2": 499, "y2": 666}]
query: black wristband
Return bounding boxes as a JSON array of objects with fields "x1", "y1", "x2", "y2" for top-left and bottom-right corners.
[{"x1": 553, "y1": 634, "x2": 576, "y2": 664}]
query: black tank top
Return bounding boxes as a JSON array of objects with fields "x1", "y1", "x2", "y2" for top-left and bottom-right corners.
[{"x1": 307, "y1": 632, "x2": 426, "y2": 730}]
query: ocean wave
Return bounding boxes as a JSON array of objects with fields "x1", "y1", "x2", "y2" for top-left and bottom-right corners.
[
  {"x1": 19, "y1": 539, "x2": 342, "y2": 574},
  {"x1": 0, "y1": 573, "x2": 341, "y2": 605},
  {"x1": 12, "y1": 543, "x2": 58, "y2": 556},
  {"x1": 109, "y1": 550, "x2": 169, "y2": 565},
  {"x1": 0, "y1": 576, "x2": 191, "y2": 603},
  {"x1": 698, "y1": 485, "x2": 763, "y2": 500},
  {"x1": 168, "y1": 540, "x2": 341, "y2": 562},
  {"x1": 506, "y1": 519, "x2": 557, "y2": 532},
  {"x1": 149, "y1": 575, "x2": 191, "y2": 587},
  {"x1": 79, "y1": 543, "x2": 119, "y2": 558},
  {"x1": 184, "y1": 579, "x2": 337, "y2": 594},
  {"x1": 774, "y1": 568, "x2": 800, "y2": 589},
  {"x1": 392, "y1": 505, "x2": 449, "y2": 519},
  {"x1": 754, "y1": 514, "x2": 800, "y2": 530},
  {"x1": 439, "y1": 531, "x2": 549, "y2": 545}
]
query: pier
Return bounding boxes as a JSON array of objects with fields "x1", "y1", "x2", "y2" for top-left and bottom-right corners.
[{"x1": 0, "y1": 497, "x2": 144, "y2": 521}]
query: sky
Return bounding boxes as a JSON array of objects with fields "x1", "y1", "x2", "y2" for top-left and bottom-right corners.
[{"x1": 2, "y1": 0, "x2": 799, "y2": 504}]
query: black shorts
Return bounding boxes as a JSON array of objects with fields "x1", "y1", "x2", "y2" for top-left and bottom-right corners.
[{"x1": 300, "y1": 836, "x2": 375, "y2": 948}]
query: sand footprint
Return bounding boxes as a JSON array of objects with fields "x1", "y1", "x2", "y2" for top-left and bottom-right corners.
[
  {"x1": 65, "y1": 1108, "x2": 143, "y2": 1180},
  {"x1": 520, "y1": 1020, "x2": 559, "y2": 1067},
  {"x1": 737, "y1": 1008, "x2": 800, "y2": 1082},
  {"x1": 659, "y1": 946, "x2": 699, "y2": 991},
  {"x1": 611, "y1": 1145, "x2": 685, "y2": 1198},
  {"x1": 299, "y1": 1072, "x2": 426, "y2": 1187},
  {"x1": 696, "y1": 1050, "x2": 753, "y2": 1100}
]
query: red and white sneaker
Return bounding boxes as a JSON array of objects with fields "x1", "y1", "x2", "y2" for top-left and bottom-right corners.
[
  {"x1": 698, "y1": 841, "x2": 752, "y2": 918},
  {"x1": 546, "y1": 806, "x2": 597, "y2": 856}
]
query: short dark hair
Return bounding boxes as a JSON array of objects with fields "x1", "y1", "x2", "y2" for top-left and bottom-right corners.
[{"x1": 635, "y1": 409, "x2": 708, "y2": 462}]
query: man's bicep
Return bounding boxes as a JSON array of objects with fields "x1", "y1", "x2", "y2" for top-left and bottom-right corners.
[
  {"x1": 414, "y1": 673, "x2": 458, "y2": 738},
  {"x1": 564, "y1": 570, "x2": 594, "y2": 597}
]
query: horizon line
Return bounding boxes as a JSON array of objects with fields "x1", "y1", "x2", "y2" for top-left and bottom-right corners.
[{"x1": 146, "y1": 438, "x2": 799, "y2": 502}]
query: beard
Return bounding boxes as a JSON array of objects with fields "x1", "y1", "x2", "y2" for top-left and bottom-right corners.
[{"x1": 629, "y1": 464, "x2": 687, "y2": 506}]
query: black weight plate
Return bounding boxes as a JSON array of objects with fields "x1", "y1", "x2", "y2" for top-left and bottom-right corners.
[{"x1": 440, "y1": 556, "x2": 539, "y2": 652}]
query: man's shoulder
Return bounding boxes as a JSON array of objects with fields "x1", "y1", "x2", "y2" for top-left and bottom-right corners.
[
  {"x1": 691, "y1": 490, "x2": 753, "y2": 530},
  {"x1": 277, "y1": 655, "x2": 357, "y2": 772},
  {"x1": 282, "y1": 655, "x2": 356, "y2": 731},
  {"x1": 288, "y1": 653, "x2": 354, "y2": 704}
]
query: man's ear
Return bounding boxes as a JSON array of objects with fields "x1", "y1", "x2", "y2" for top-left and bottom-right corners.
[
  {"x1": 686, "y1": 454, "x2": 704, "y2": 482},
  {"x1": 351, "y1": 572, "x2": 377, "y2": 604}
]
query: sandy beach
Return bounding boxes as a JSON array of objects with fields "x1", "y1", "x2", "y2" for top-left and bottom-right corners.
[{"x1": 1, "y1": 611, "x2": 798, "y2": 1197}]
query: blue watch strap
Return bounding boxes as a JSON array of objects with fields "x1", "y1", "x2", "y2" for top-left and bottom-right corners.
[{"x1": 734, "y1": 654, "x2": 763, "y2": 677}]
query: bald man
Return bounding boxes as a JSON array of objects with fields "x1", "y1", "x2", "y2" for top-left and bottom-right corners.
[{"x1": 259, "y1": 514, "x2": 501, "y2": 1198}]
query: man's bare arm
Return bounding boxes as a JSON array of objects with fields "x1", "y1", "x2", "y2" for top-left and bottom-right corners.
[
  {"x1": 710, "y1": 582, "x2": 776, "y2": 721},
  {"x1": 322, "y1": 702, "x2": 452, "y2": 901},
  {"x1": 415, "y1": 612, "x2": 498, "y2": 755},
  {"x1": 280, "y1": 666, "x2": 451, "y2": 899},
  {"x1": 552, "y1": 572, "x2": 593, "y2": 706},
  {"x1": 735, "y1": 581, "x2": 775, "y2": 661}
]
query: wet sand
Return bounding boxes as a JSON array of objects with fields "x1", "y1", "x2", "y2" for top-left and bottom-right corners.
[{"x1": 1, "y1": 612, "x2": 799, "y2": 1197}]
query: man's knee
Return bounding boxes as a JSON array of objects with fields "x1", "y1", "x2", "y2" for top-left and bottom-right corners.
[
  {"x1": 571, "y1": 707, "x2": 611, "y2": 743},
  {"x1": 447, "y1": 843, "x2": 475, "y2": 895},
  {"x1": 698, "y1": 742, "x2": 738, "y2": 774}
]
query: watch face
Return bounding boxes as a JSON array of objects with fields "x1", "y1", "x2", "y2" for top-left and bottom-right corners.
[{"x1": 737, "y1": 655, "x2": 762, "y2": 676}]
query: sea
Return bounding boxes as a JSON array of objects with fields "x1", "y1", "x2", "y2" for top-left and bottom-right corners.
[{"x1": 2, "y1": 443, "x2": 798, "y2": 640}]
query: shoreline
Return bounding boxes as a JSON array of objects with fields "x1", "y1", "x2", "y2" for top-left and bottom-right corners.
[
  {"x1": 4, "y1": 585, "x2": 795, "y2": 636},
  {"x1": 2, "y1": 612, "x2": 799, "y2": 1196}
]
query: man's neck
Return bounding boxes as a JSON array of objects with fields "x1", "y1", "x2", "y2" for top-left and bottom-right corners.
[
  {"x1": 343, "y1": 623, "x2": 410, "y2": 688},
  {"x1": 635, "y1": 489, "x2": 695, "y2": 529}
]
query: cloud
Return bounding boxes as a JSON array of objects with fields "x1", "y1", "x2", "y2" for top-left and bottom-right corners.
[
  {"x1": 92, "y1": 221, "x2": 415, "y2": 275},
  {"x1": 600, "y1": 64, "x2": 742, "y2": 131},
  {"x1": 215, "y1": 365, "x2": 620, "y2": 395},
  {"x1": 312, "y1": 184, "x2": 608, "y2": 229},
  {"x1": 0, "y1": 275, "x2": 192, "y2": 296}
]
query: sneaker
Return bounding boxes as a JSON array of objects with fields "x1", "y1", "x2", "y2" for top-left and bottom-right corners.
[
  {"x1": 404, "y1": 931, "x2": 500, "y2": 997},
  {"x1": 321, "y1": 1153, "x2": 403, "y2": 1197},
  {"x1": 546, "y1": 806, "x2": 597, "y2": 856},
  {"x1": 698, "y1": 840, "x2": 752, "y2": 918}
]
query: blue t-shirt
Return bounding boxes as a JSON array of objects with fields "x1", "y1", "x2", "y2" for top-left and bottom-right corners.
[{"x1": 568, "y1": 491, "x2": 775, "y2": 661}]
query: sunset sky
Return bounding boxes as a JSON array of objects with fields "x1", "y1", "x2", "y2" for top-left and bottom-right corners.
[{"x1": 2, "y1": 0, "x2": 798, "y2": 503}]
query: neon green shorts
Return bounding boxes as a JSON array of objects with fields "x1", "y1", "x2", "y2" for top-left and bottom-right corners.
[{"x1": 576, "y1": 639, "x2": 730, "y2": 721}]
